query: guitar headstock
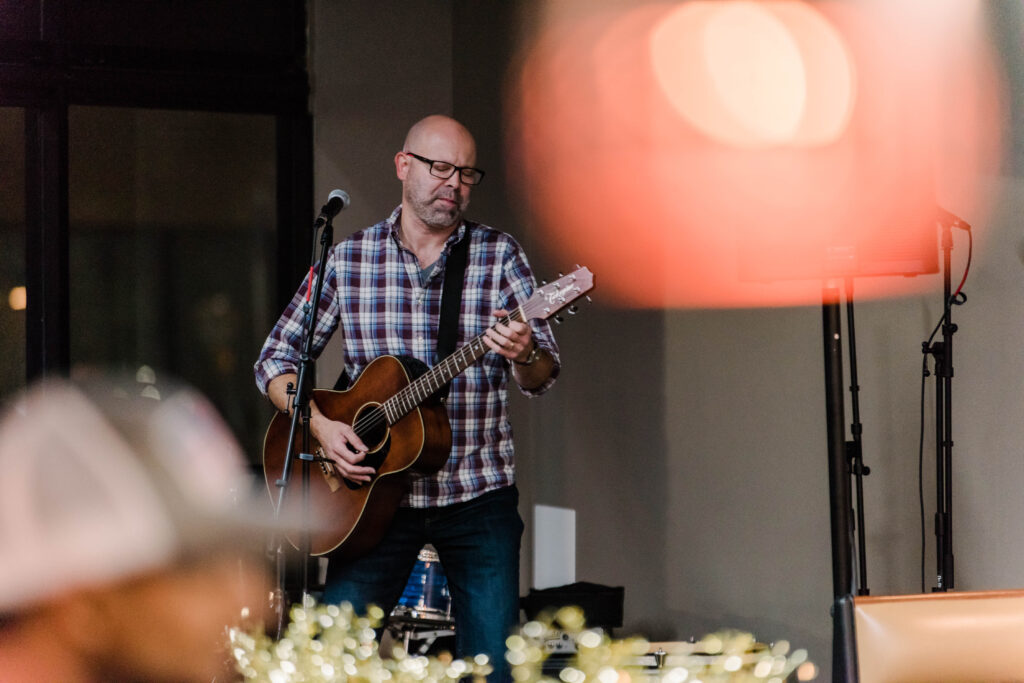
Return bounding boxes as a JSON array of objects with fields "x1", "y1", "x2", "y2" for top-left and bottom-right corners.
[{"x1": 522, "y1": 266, "x2": 595, "y2": 321}]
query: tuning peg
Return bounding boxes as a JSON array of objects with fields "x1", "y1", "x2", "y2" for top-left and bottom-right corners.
[
  {"x1": 553, "y1": 315, "x2": 564, "y2": 324},
  {"x1": 558, "y1": 272, "x2": 564, "y2": 278},
  {"x1": 585, "y1": 296, "x2": 592, "y2": 303},
  {"x1": 568, "y1": 305, "x2": 578, "y2": 315},
  {"x1": 541, "y1": 280, "x2": 547, "y2": 286}
]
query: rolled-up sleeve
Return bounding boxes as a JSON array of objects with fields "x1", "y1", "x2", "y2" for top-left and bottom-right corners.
[
  {"x1": 499, "y1": 241, "x2": 561, "y2": 397},
  {"x1": 254, "y1": 255, "x2": 342, "y2": 396}
]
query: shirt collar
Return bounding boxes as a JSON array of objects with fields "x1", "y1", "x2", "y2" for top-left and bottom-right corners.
[{"x1": 386, "y1": 205, "x2": 468, "y2": 251}]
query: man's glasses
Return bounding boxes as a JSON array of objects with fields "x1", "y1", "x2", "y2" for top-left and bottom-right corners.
[{"x1": 405, "y1": 152, "x2": 485, "y2": 185}]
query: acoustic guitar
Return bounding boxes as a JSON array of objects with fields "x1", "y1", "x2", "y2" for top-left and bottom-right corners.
[{"x1": 262, "y1": 266, "x2": 594, "y2": 559}]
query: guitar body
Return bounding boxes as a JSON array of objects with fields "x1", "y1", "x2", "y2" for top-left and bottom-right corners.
[{"x1": 262, "y1": 355, "x2": 452, "y2": 559}]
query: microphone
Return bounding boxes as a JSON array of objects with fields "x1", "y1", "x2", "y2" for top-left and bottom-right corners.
[
  {"x1": 936, "y1": 206, "x2": 971, "y2": 231},
  {"x1": 315, "y1": 189, "x2": 351, "y2": 227}
]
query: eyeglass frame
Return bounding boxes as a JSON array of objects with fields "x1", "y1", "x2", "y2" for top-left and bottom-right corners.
[{"x1": 404, "y1": 151, "x2": 486, "y2": 185}]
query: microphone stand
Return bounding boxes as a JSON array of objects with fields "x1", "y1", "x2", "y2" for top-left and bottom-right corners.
[
  {"x1": 823, "y1": 282, "x2": 855, "y2": 682},
  {"x1": 844, "y1": 277, "x2": 870, "y2": 597},
  {"x1": 923, "y1": 221, "x2": 956, "y2": 591},
  {"x1": 825, "y1": 275, "x2": 878, "y2": 682},
  {"x1": 269, "y1": 213, "x2": 336, "y2": 634}
]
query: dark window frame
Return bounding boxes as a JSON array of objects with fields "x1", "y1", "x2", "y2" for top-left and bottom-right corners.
[{"x1": 1, "y1": 0, "x2": 313, "y2": 382}]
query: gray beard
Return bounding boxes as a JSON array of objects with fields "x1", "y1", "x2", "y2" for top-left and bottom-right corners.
[{"x1": 410, "y1": 195, "x2": 465, "y2": 230}]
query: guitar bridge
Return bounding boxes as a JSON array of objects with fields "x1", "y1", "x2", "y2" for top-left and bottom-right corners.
[{"x1": 317, "y1": 447, "x2": 343, "y2": 492}]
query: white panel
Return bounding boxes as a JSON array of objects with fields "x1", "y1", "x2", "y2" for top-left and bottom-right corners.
[{"x1": 533, "y1": 504, "x2": 575, "y2": 590}]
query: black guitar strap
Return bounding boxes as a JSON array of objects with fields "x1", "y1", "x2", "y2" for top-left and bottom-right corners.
[
  {"x1": 434, "y1": 228, "x2": 470, "y2": 400},
  {"x1": 333, "y1": 228, "x2": 469, "y2": 393}
]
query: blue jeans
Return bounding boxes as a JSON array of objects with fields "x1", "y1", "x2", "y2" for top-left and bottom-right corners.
[{"x1": 323, "y1": 485, "x2": 523, "y2": 683}]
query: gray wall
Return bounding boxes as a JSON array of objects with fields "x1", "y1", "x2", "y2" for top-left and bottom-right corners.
[{"x1": 310, "y1": 1, "x2": 1024, "y2": 677}]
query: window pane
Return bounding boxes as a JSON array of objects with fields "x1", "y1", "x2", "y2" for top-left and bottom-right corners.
[
  {"x1": 69, "y1": 107, "x2": 277, "y2": 460},
  {"x1": 0, "y1": 108, "x2": 26, "y2": 404}
]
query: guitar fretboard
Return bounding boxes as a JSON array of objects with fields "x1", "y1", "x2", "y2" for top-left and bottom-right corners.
[{"x1": 380, "y1": 307, "x2": 526, "y2": 424}]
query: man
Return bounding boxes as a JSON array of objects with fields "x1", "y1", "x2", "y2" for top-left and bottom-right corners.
[
  {"x1": 0, "y1": 376, "x2": 270, "y2": 682},
  {"x1": 254, "y1": 114, "x2": 559, "y2": 681}
]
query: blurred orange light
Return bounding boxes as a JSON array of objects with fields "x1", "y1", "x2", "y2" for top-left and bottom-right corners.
[
  {"x1": 8, "y1": 286, "x2": 26, "y2": 311},
  {"x1": 652, "y1": 2, "x2": 819, "y2": 147},
  {"x1": 508, "y1": 0, "x2": 1001, "y2": 309}
]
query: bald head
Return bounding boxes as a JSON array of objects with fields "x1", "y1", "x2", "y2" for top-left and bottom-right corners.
[{"x1": 403, "y1": 115, "x2": 477, "y2": 163}]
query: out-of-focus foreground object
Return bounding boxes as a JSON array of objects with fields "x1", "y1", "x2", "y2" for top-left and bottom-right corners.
[
  {"x1": 0, "y1": 375, "x2": 271, "y2": 682},
  {"x1": 509, "y1": 0, "x2": 1002, "y2": 308},
  {"x1": 845, "y1": 590, "x2": 1024, "y2": 682}
]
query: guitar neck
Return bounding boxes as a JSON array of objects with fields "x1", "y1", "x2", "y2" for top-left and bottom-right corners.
[{"x1": 382, "y1": 307, "x2": 526, "y2": 423}]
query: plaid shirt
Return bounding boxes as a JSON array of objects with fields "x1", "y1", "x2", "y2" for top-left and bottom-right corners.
[{"x1": 255, "y1": 206, "x2": 560, "y2": 507}]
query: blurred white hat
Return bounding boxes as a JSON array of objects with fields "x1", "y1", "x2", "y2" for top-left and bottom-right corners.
[{"x1": 0, "y1": 375, "x2": 273, "y2": 611}]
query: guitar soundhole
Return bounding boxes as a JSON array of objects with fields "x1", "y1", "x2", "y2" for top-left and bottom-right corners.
[{"x1": 343, "y1": 403, "x2": 389, "y2": 490}]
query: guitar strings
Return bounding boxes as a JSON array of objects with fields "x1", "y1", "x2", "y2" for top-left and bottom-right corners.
[
  {"x1": 349, "y1": 308, "x2": 526, "y2": 437},
  {"x1": 351, "y1": 309, "x2": 523, "y2": 434}
]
